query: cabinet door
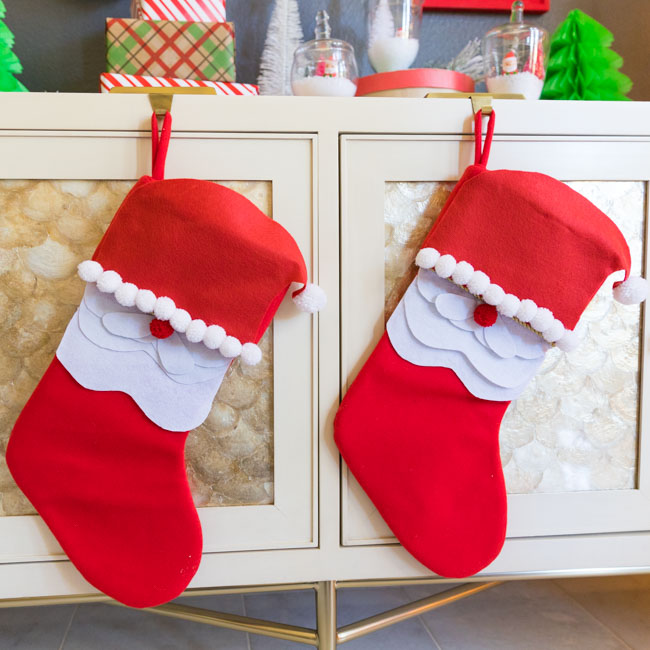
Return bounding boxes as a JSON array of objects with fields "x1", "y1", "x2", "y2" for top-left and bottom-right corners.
[
  {"x1": 340, "y1": 134, "x2": 650, "y2": 557},
  {"x1": 0, "y1": 130, "x2": 319, "y2": 585}
]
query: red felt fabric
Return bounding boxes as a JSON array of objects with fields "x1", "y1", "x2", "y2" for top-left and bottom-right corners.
[
  {"x1": 334, "y1": 334, "x2": 509, "y2": 577},
  {"x1": 92, "y1": 176, "x2": 308, "y2": 344},
  {"x1": 6, "y1": 358, "x2": 202, "y2": 608},
  {"x1": 421, "y1": 168, "x2": 632, "y2": 330}
]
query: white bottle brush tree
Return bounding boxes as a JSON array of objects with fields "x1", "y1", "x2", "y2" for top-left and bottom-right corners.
[
  {"x1": 258, "y1": 0, "x2": 304, "y2": 95},
  {"x1": 369, "y1": 0, "x2": 395, "y2": 47}
]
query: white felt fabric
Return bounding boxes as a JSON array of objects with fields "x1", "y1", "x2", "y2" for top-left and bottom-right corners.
[
  {"x1": 56, "y1": 284, "x2": 230, "y2": 431},
  {"x1": 386, "y1": 269, "x2": 548, "y2": 401}
]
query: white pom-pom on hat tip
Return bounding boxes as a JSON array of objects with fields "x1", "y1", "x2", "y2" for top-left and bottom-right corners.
[
  {"x1": 97, "y1": 270, "x2": 122, "y2": 294},
  {"x1": 241, "y1": 342, "x2": 263, "y2": 366},
  {"x1": 78, "y1": 260, "x2": 103, "y2": 283},
  {"x1": 293, "y1": 283, "x2": 327, "y2": 313},
  {"x1": 415, "y1": 247, "x2": 440, "y2": 269},
  {"x1": 613, "y1": 276, "x2": 648, "y2": 305},
  {"x1": 220, "y1": 336, "x2": 243, "y2": 358},
  {"x1": 543, "y1": 319, "x2": 565, "y2": 343}
]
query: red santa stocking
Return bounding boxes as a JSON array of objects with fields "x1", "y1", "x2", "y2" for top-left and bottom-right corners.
[
  {"x1": 7, "y1": 113, "x2": 325, "y2": 607},
  {"x1": 334, "y1": 110, "x2": 647, "y2": 577}
]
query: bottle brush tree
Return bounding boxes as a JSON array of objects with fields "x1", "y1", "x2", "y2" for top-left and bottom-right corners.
[
  {"x1": 541, "y1": 9, "x2": 631, "y2": 101},
  {"x1": 0, "y1": 1, "x2": 27, "y2": 92}
]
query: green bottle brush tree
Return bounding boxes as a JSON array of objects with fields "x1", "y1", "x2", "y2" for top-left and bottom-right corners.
[
  {"x1": 542, "y1": 9, "x2": 631, "y2": 101},
  {"x1": 0, "y1": 1, "x2": 27, "y2": 92}
]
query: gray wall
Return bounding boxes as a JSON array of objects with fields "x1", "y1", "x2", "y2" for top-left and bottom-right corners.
[{"x1": 6, "y1": 0, "x2": 650, "y2": 99}]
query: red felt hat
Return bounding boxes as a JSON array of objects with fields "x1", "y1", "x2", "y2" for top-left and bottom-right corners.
[
  {"x1": 76, "y1": 114, "x2": 325, "y2": 366},
  {"x1": 415, "y1": 111, "x2": 647, "y2": 352}
]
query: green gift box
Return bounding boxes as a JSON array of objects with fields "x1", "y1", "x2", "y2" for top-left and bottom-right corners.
[{"x1": 106, "y1": 18, "x2": 235, "y2": 82}]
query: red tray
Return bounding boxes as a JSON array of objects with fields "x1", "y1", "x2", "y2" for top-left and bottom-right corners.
[{"x1": 424, "y1": 0, "x2": 549, "y2": 12}]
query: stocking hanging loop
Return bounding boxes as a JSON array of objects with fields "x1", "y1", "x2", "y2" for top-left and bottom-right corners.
[
  {"x1": 474, "y1": 109, "x2": 496, "y2": 167},
  {"x1": 151, "y1": 111, "x2": 172, "y2": 181}
]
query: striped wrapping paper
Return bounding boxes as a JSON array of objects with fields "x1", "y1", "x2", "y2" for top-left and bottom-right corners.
[
  {"x1": 100, "y1": 72, "x2": 258, "y2": 95},
  {"x1": 131, "y1": 0, "x2": 226, "y2": 22}
]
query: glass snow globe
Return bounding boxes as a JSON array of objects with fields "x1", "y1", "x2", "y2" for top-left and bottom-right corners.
[
  {"x1": 482, "y1": 1, "x2": 549, "y2": 100},
  {"x1": 291, "y1": 10, "x2": 359, "y2": 97},
  {"x1": 367, "y1": 0, "x2": 424, "y2": 73}
]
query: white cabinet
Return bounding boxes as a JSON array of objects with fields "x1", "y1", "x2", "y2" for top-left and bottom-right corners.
[{"x1": 1, "y1": 94, "x2": 650, "y2": 600}]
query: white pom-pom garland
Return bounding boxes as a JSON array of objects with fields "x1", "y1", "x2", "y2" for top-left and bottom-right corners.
[
  {"x1": 434, "y1": 254, "x2": 456, "y2": 279},
  {"x1": 530, "y1": 307, "x2": 554, "y2": 333},
  {"x1": 97, "y1": 270, "x2": 122, "y2": 294},
  {"x1": 170, "y1": 308, "x2": 191, "y2": 333},
  {"x1": 154, "y1": 296, "x2": 176, "y2": 321},
  {"x1": 186, "y1": 319, "x2": 207, "y2": 344},
  {"x1": 542, "y1": 319, "x2": 565, "y2": 343},
  {"x1": 115, "y1": 282, "x2": 138, "y2": 308},
  {"x1": 613, "y1": 276, "x2": 648, "y2": 305},
  {"x1": 497, "y1": 294, "x2": 520, "y2": 318},
  {"x1": 135, "y1": 289, "x2": 157, "y2": 314},
  {"x1": 241, "y1": 342, "x2": 263, "y2": 366},
  {"x1": 293, "y1": 283, "x2": 327, "y2": 313},
  {"x1": 204, "y1": 325, "x2": 226, "y2": 350},
  {"x1": 220, "y1": 336, "x2": 242, "y2": 358},
  {"x1": 516, "y1": 299, "x2": 537, "y2": 323},
  {"x1": 556, "y1": 329, "x2": 580, "y2": 352},
  {"x1": 415, "y1": 247, "x2": 440, "y2": 269},
  {"x1": 78, "y1": 260, "x2": 103, "y2": 283},
  {"x1": 467, "y1": 271, "x2": 490, "y2": 296},
  {"x1": 451, "y1": 261, "x2": 474, "y2": 286},
  {"x1": 483, "y1": 284, "x2": 505, "y2": 307}
]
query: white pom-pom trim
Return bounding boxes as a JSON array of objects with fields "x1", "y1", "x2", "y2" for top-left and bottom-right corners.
[
  {"x1": 293, "y1": 283, "x2": 327, "y2": 313},
  {"x1": 97, "y1": 270, "x2": 122, "y2": 294},
  {"x1": 204, "y1": 325, "x2": 226, "y2": 350},
  {"x1": 186, "y1": 319, "x2": 207, "y2": 344},
  {"x1": 413, "y1": 253, "x2": 589, "y2": 353},
  {"x1": 170, "y1": 308, "x2": 191, "y2": 333},
  {"x1": 115, "y1": 282, "x2": 138, "y2": 308},
  {"x1": 78, "y1": 260, "x2": 103, "y2": 283},
  {"x1": 241, "y1": 342, "x2": 263, "y2": 366},
  {"x1": 434, "y1": 254, "x2": 456, "y2": 279},
  {"x1": 415, "y1": 248, "x2": 440, "y2": 269},
  {"x1": 613, "y1": 276, "x2": 648, "y2": 305},
  {"x1": 76, "y1": 260, "x2": 267, "y2": 362},
  {"x1": 451, "y1": 261, "x2": 474, "y2": 286},
  {"x1": 154, "y1": 296, "x2": 176, "y2": 321},
  {"x1": 220, "y1": 336, "x2": 242, "y2": 358}
]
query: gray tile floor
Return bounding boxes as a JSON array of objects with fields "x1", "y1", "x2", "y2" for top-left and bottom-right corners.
[{"x1": 1, "y1": 575, "x2": 649, "y2": 649}]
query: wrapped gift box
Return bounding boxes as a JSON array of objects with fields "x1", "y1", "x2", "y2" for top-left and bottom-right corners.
[
  {"x1": 106, "y1": 18, "x2": 235, "y2": 82},
  {"x1": 100, "y1": 72, "x2": 257, "y2": 95},
  {"x1": 131, "y1": 0, "x2": 226, "y2": 23}
]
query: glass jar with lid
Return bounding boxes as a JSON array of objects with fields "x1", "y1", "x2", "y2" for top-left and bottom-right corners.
[{"x1": 482, "y1": 1, "x2": 549, "y2": 100}]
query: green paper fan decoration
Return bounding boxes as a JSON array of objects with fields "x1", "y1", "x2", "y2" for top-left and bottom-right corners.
[
  {"x1": 541, "y1": 9, "x2": 631, "y2": 101},
  {"x1": 0, "y1": 0, "x2": 27, "y2": 92}
]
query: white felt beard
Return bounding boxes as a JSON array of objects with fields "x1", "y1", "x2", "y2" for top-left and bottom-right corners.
[
  {"x1": 386, "y1": 269, "x2": 549, "y2": 401},
  {"x1": 56, "y1": 284, "x2": 231, "y2": 431}
]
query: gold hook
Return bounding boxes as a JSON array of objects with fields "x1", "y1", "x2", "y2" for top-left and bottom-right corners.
[{"x1": 108, "y1": 86, "x2": 217, "y2": 116}]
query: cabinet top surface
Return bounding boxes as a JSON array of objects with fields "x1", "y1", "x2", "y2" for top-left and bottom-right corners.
[{"x1": 1, "y1": 94, "x2": 649, "y2": 137}]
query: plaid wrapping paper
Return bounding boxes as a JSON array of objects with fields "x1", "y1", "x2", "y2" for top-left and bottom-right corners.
[
  {"x1": 100, "y1": 72, "x2": 257, "y2": 95},
  {"x1": 131, "y1": 0, "x2": 226, "y2": 23},
  {"x1": 106, "y1": 18, "x2": 235, "y2": 82}
]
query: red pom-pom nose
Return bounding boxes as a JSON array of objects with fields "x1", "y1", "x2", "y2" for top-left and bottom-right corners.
[
  {"x1": 473, "y1": 304, "x2": 498, "y2": 328},
  {"x1": 150, "y1": 318, "x2": 174, "y2": 339}
]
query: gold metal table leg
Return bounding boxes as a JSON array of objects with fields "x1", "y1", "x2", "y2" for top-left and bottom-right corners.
[{"x1": 316, "y1": 581, "x2": 337, "y2": 649}]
